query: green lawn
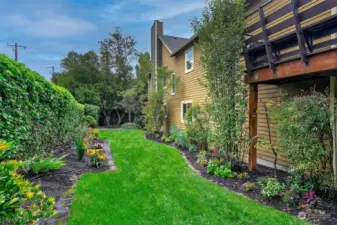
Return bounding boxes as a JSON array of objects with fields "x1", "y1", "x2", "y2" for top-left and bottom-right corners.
[{"x1": 69, "y1": 129, "x2": 305, "y2": 225}]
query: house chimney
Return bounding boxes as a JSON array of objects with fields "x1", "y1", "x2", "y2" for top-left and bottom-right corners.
[{"x1": 150, "y1": 20, "x2": 163, "y2": 92}]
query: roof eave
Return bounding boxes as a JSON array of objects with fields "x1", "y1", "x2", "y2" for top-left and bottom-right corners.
[
  {"x1": 158, "y1": 35, "x2": 173, "y2": 53},
  {"x1": 170, "y1": 34, "x2": 198, "y2": 57}
]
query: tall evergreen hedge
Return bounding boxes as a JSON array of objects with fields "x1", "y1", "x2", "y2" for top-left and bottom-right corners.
[{"x1": 0, "y1": 54, "x2": 84, "y2": 159}]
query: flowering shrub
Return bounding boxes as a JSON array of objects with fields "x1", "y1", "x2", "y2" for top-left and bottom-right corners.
[
  {"x1": 87, "y1": 149, "x2": 106, "y2": 168},
  {"x1": 92, "y1": 129, "x2": 100, "y2": 140},
  {"x1": 0, "y1": 140, "x2": 56, "y2": 224},
  {"x1": 280, "y1": 189, "x2": 300, "y2": 207}
]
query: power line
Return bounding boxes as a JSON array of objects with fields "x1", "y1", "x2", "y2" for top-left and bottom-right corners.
[
  {"x1": 7, "y1": 42, "x2": 27, "y2": 61},
  {"x1": 47, "y1": 66, "x2": 58, "y2": 77}
]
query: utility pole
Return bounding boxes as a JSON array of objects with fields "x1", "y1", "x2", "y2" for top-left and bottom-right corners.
[
  {"x1": 47, "y1": 66, "x2": 58, "y2": 77},
  {"x1": 7, "y1": 42, "x2": 27, "y2": 61}
]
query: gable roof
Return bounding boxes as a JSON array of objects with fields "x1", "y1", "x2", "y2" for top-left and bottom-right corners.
[
  {"x1": 170, "y1": 34, "x2": 198, "y2": 57},
  {"x1": 158, "y1": 35, "x2": 189, "y2": 53}
]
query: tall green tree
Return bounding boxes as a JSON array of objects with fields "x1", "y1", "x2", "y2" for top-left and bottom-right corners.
[
  {"x1": 192, "y1": 0, "x2": 247, "y2": 167},
  {"x1": 98, "y1": 28, "x2": 137, "y2": 125},
  {"x1": 52, "y1": 51, "x2": 102, "y2": 106}
]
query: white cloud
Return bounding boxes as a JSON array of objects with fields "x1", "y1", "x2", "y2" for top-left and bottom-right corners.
[
  {"x1": 102, "y1": 0, "x2": 205, "y2": 22},
  {"x1": 5, "y1": 14, "x2": 96, "y2": 38},
  {"x1": 140, "y1": 2, "x2": 204, "y2": 21}
]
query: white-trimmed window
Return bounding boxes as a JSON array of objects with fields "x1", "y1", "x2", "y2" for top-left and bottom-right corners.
[
  {"x1": 164, "y1": 104, "x2": 168, "y2": 119},
  {"x1": 181, "y1": 101, "x2": 192, "y2": 123},
  {"x1": 171, "y1": 74, "x2": 176, "y2": 95},
  {"x1": 185, "y1": 47, "x2": 194, "y2": 73}
]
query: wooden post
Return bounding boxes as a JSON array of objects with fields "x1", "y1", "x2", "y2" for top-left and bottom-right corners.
[
  {"x1": 330, "y1": 77, "x2": 337, "y2": 181},
  {"x1": 248, "y1": 83, "x2": 258, "y2": 170}
]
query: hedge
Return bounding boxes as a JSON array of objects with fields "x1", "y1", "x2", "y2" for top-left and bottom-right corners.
[
  {"x1": 84, "y1": 104, "x2": 100, "y2": 122},
  {"x1": 0, "y1": 54, "x2": 84, "y2": 159}
]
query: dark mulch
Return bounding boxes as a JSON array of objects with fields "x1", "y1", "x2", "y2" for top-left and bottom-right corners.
[
  {"x1": 146, "y1": 134, "x2": 337, "y2": 225},
  {"x1": 24, "y1": 141, "x2": 108, "y2": 225}
]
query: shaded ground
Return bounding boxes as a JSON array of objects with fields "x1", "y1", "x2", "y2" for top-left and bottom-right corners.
[{"x1": 68, "y1": 129, "x2": 305, "y2": 225}]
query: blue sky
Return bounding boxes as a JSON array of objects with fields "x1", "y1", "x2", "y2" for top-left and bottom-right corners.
[{"x1": 0, "y1": 0, "x2": 204, "y2": 80}]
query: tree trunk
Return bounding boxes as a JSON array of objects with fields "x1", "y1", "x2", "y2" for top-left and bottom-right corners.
[{"x1": 128, "y1": 111, "x2": 132, "y2": 122}]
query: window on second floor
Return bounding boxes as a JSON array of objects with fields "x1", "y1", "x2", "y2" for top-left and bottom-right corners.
[{"x1": 185, "y1": 47, "x2": 194, "y2": 73}]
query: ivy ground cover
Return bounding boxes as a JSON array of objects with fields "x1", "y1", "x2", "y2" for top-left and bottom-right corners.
[{"x1": 69, "y1": 130, "x2": 305, "y2": 225}]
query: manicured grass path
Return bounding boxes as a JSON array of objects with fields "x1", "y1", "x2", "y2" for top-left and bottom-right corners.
[{"x1": 69, "y1": 130, "x2": 305, "y2": 225}]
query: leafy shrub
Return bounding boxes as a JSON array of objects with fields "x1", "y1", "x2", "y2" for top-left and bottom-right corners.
[
  {"x1": 169, "y1": 125, "x2": 179, "y2": 142},
  {"x1": 84, "y1": 115, "x2": 97, "y2": 128},
  {"x1": 280, "y1": 189, "x2": 300, "y2": 207},
  {"x1": 197, "y1": 150, "x2": 209, "y2": 167},
  {"x1": 87, "y1": 149, "x2": 106, "y2": 168},
  {"x1": 214, "y1": 163, "x2": 235, "y2": 178},
  {"x1": 121, "y1": 123, "x2": 140, "y2": 129},
  {"x1": 160, "y1": 134, "x2": 171, "y2": 143},
  {"x1": 22, "y1": 156, "x2": 65, "y2": 174},
  {"x1": 237, "y1": 172, "x2": 248, "y2": 180},
  {"x1": 259, "y1": 177, "x2": 286, "y2": 199},
  {"x1": 243, "y1": 182, "x2": 255, "y2": 192},
  {"x1": 276, "y1": 90, "x2": 335, "y2": 194},
  {"x1": 188, "y1": 144, "x2": 197, "y2": 153},
  {"x1": 75, "y1": 138, "x2": 86, "y2": 160},
  {"x1": 0, "y1": 140, "x2": 56, "y2": 224},
  {"x1": 89, "y1": 128, "x2": 100, "y2": 140},
  {"x1": 185, "y1": 101, "x2": 209, "y2": 149},
  {"x1": 0, "y1": 54, "x2": 84, "y2": 159},
  {"x1": 207, "y1": 159, "x2": 219, "y2": 174},
  {"x1": 174, "y1": 131, "x2": 188, "y2": 148},
  {"x1": 84, "y1": 104, "x2": 100, "y2": 122}
]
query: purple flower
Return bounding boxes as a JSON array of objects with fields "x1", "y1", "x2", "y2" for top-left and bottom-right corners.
[{"x1": 290, "y1": 196, "x2": 294, "y2": 201}]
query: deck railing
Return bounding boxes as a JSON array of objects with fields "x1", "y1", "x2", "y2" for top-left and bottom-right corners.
[{"x1": 244, "y1": 0, "x2": 337, "y2": 73}]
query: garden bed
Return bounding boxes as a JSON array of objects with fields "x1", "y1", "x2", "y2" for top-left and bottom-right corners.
[
  {"x1": 146, "y1": 134, "x2": 337, "y2": 225},
  {"x1": 25, "y1": 140, "x2": 115, "y2": 225}
]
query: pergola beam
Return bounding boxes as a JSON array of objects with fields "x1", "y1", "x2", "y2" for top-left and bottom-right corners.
[
  {"x1": 291, "y1": 0, "x2": 309, "y2": 64},
  {"x1": 258, "y1": 7, "x2": 275, "y2": 71}
]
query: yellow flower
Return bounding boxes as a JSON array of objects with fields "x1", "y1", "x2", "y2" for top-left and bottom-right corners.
[
  {"x1": 98, "y1": 154, "x2": 106, "y2": 160},
  {"x1": 26, "y1": 191, "x2": 34, "y2": 199},
  {"x1": 87, "y1": 149, "x2": 96, "y2": 156},
  {"x1": 0, "y1": 142, "x2": 9, "y2": 151}
]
